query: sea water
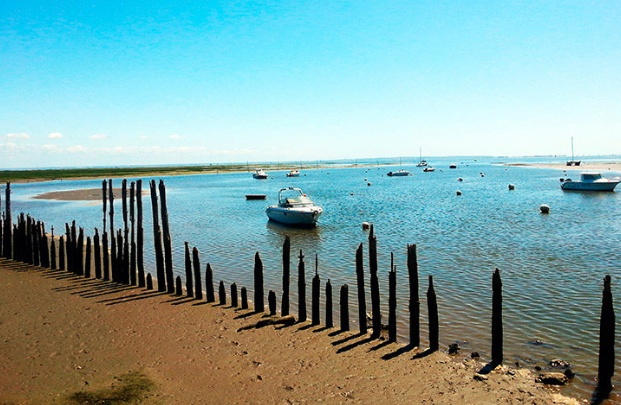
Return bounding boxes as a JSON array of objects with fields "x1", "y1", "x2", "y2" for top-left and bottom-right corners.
[{"x1": 5, "y1": 156, "x2": 621, "y2": 402}]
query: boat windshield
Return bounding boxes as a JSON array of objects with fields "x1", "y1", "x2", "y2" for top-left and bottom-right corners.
[
  {"x1": 278, "y1": 188, "x2": 314, "y2": 205},
  {"x1": 581, "y1": 173, "x2": 602, "y2": 181}
]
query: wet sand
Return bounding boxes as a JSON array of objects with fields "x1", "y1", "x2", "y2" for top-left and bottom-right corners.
[{"x1": 0, "y1": 259, "x2": 578, "y2": 405}]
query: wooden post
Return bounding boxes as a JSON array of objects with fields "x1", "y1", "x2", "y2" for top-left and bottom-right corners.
[
  {"x1": 355, "y1": 243, "x2": 367, "y2": 334},
  {"x1": 136, "y1": 179, "x2": 145, "y2": 288},
  {"x1": 149, "y1": 180, "x2": 166, "y2": 291},
  {"x1": 94, "y1": 229, "x2": 101, "y2": 279},
  {"x1": 407, "y1": 244, "x2": 420, "y2": 347},
  {"x1": 50, "y1": 228, "x2": 57, "y2": 270},
  {"x1": 175, "y1": 276, "x2": 183, "y2": 296},
  {"x1": 122, "y1": 179, "x2": 128, "y2": 229},
  {"x1": 254, "y1": 252, "x2": 264, "y2": 313},
  {"x1": 192, "y1": 247, "x2": 203, "y2": 299},
  {"x1": 85, "y1": 236, "x2": 92, "y2": 278},
  {"x1": 32, "y1": 221, "x2": 40, "y2": 267},
  {"x1": 205, "y1": 263, "x2": 215, "y2": 303},
  {"x1": 598, "y1": 275, "x2": 615, "y2": 392},
  {"x1": 282, "y1": 235, "x2": 291, "y2": 316},
  {"x1": 268, "y1": 290, "x2": 277, "y2": 315},
  {"x1": 369, "y1": 226, "x2": 381, "y2": 338},
  {"x1": 312, "y1": 256, "x2": 320, "y2": 326},
  {"x1": 219, "y1": 281, "x2": 226, "y2": 305},
  {"x1": 102, "y1": 232, "x2": 110, "y2": 281},
  {"x1": 59, "y1": 236, "x2": 65, "y2": 271},
  {"x1": 40, "y1": 223, "x2": 50, "y2": 268},
  {"x1": 3, "y1": 182, "x2": 11, "y2": 259},
  {"x1": 184, "y1": 242, "x2": 194, "y2": 297},
  {"x1": 146, "y1": 273, "x2": 153, "y2": 290},
  {"x1": 340, "y1": 284, "x2": 349, "y2": 331},
  {"x1": 76, "y1": 227, "x2": 84, "y2": 276},
  {"x1": 298, "y1": 250, "x2": 307, "y2": 322},
  {"x1": 492, "y1": 268, "x2": 503, "y2": 364},
  {"x1": 231, "y1": 283, "x2": 238, "y2": 307},
  {"x1": 122, "y1": 228, "x2": 129, "y2": 284},
  {"x1": 241, "y1": 286, "x2": 248, "y2": 309},
  {"x1": 65, "y1": 223, "x2": 71, "y2": 272},
  {"x1": 326, "y1": 280, "x2": 333, "y2": 328},
  {"x1": 159, "y1": 180, "x2": 175, "y2": 293},
  {"x1": 129, "y1": 181, "x2": 137, "y2": 286},
  {"x1": 108, "y1": 180, "x2": 117, "y2": 282},
  {"x1": 388, "y1": 258, "x2": 397, "y2": 342},
  {"x1": 427, "y1": 275, "x2": 439, "y2": 351},
  {"x1": 115, "y1": 230, "x2": 122, "y2": 282},
  {"x1": 102, "y1": 179, "x2": 107, "y2": 231}
]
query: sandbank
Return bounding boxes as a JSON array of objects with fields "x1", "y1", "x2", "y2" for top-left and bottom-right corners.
[
  {"x1": 505, "y1": 162, "x2": 621, "y2": 173},
  {"x1": 0, "y1": 259, "x2": 579, "y2": 405}
]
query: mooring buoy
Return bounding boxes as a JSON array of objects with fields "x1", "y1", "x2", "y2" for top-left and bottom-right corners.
[{"x1": 540, "y1": 204, "x2": 550, "y2": 214}]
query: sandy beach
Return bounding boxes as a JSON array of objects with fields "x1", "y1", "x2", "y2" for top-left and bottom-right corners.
[
  {"x1": 505, "y1": 162, "x2": 621, "y2": 173},
  {"x1": 0, "y1": 259, "x2": 580, "y2": 405}
]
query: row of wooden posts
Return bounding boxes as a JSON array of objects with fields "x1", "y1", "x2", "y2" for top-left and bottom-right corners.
[{"x1": 0, "y1": 180, "x2": 615, "y2": 393}]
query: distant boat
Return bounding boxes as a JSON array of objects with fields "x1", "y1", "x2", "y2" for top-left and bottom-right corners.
[
  {"x1": 416, "y1": 147, "x2": 428, "y2": 167},
  {"x1": 245, "y1": 194, "x2": 267, "y2": 200},
  {"x1": 266, "y1": 187, "x2": 323, "y2": 226},
  {"x1": 286, "y1": 170, "x2": 301, "y2": 177},
  {"x1": 423, "y1": 167, "x2": 435, "y2": 172},
  {"x1": 387, "y1": 169, "x2": 410, "y2": 177},
  {"x1": 253, "y1": 169, "x2": 268, "y2": 179},
  {"x1": 561, "y1": 172, "x2": 620, "y2": 191},
  {"x1": 566, "y1": 137, "x2": 581, "y2": 166},
  {"x1": 449, "y1": 164, "x2": 457, "y2": 169}
]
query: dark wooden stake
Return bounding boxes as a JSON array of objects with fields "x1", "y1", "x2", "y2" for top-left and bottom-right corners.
[
  {"x1": 388, "y1": 258, "x2": 397, "y2": 342},
  {"x1": 129, "y1": 181, "x2": 136, "y2": 286},
  {"x1": 102, "y1": 232, "x2": 110, "y2": 281},
  {"x1": 231, "y1": 283, "x2": 238, "y2": 307},
  {"x1": 192, "y1": 247, "x2": 203, "y2": 299},
  {"x1": 136, "y1": 179, "x2": 145, "y2": 287},
  {"x1": 254, "y1": 252, "x2": 264, "y2": 313},
  {"x1": 355, "y1": 243, "x2": 367, "y2": 334},
  {"x1": 241, "y1": 286, "x2": 248, "y2": 309},
  {"x1": 312, "y1": 256, "x2": 320, "y2": 326},
  {"x1": 282, "y1": 235, "x2": 291, "y2": 316},
  {"x1": 326, "y1": 280, "x2": 333, "y2": 328},
  {"x1": 298, "y1": 250, "x2": 307, "y2": 322},
  {"x1": 85, "y1": 236, "x2": 92, "y2": 278},
  {"x1": 59, "y1": 236, "x2": 65, "y2": 271},
  {"x1": 340, "y1": 284, "x2": 350, "y2": 331},
  {"x1": 146, "y1": 273, "x2": 153, "y2": 290},
  {"x1": 184, "y1": 242, "x2": 194, "y2": 297},
  {"x1": 102, "y1": 179, "x2": 107, "y2": 231},
  {"x1": 369, "y1": 226, "x2": 381, "y2": 338},
  {"x1": 76, "y1": 227, "x2": 84, "y2": 276},
  {"x1": 219, "y1": 281, "x2": 226, "y2": 305},
  {"x1": 50, "y1": 228, "x2": 57, "y2": 270},
  {"x1": 407, "y1": 244, "x2": 420, "y2": 347},
  {"x1": 492, "y1": 268, "x2": 503, "y2": 364},
  {"x1": 598, "y1": 275, "x2": 615, "y2": 392},
  {"x1": 268, "y1": 290, "x2": 277, "y2": 315},
  {"x1": 3, "y1": 182, "x2": 11, "y2": 259},
  {"x1": 94, "y1": 229, "x2": 101, "y2": 279},
  {"x1": 175, "y1": 276, "x2": 183, "y2": 296},
  {"x1": 159, "y1": 180, "x2": 174, "y2": 293},
  {"x1": 149, "y1": 180, "x2": 166, "y2": 291},
  {"x1": 427, "y1": 275, "x2": 439, "y2": 351},
  {"x1": 205, "y1": 263, "x2": 215, "y2": 303}
]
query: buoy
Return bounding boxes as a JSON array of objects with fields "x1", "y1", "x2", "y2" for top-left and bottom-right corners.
[
  {"x1": 456, "y1": 190, "x2": 462, "y2": 196},
  {"x1": 362, "y1": 222, "x2": 370, "y2": 230},
  {"x1": 367, "y1": 182, "x2": 371, "y2": 186},
  {"x1": 458, "y1": 177, "x2": 463, "y2": 182},
  {"x1": 559, "y1": 178, "x2": 564, "y2": 182},
  {"x1": 508, "y1": 184, "x2": 515, "y2": 190},
  {"x1": 540, "y1": 204, "x2": 550, "y2": 214}
]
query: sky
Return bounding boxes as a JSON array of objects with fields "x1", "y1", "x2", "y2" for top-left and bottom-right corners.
[{"x1": 1, "y1": 0, "x2": 620, "y2": 169}]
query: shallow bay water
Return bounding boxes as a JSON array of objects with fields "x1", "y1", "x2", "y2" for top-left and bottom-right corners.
[{"x1": 6, "y1": 156, "x2": 621, "y2": 402}]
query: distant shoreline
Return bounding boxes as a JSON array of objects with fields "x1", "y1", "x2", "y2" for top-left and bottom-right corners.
[{"x1": 504, "y1": 162, "x2": 621, "y2": 173}]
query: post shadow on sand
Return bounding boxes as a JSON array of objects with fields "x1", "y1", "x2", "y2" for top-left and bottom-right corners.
[
  {"x1": 381, "y1": 344, "x2": 416, "y2": 360},
  {"x1": 336, "y1": 335, "x2": 377, "y2": 353}
]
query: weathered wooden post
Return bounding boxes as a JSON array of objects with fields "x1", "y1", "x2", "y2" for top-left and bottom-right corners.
[
  {"x1": 340, "y1": 284, "x2": 350, "y2": 331},
  {"x1": 241, "y1": 286, "x2": 248, "y2": 309},
  {"x1": 136, "y1": 179, "x2": 145, "y2": 287},
  {"x1": 268, "y1": 290, "x2": 277, "y2": 315},
  {"x1": 598, "y1": 275, "x2": 615, "y2": 392},
  {"x1": 59, "y1": 236, "x2": 65, "y2": 271},
  {"x1": 146, "y1": 273, "x2": 153, "y2": 290},
  {"x1": 192, "y1": 247, "x2": 203, "y2": 299},
  {"x1": 298, "y1": 250, "x2": 307, "y2": 322},
  {"x1": 94, "y1": 229, "x2": 101, "y2": 279},
  {"x1": 76, "y1": 227, "x2": 84, "y2": 276},
  {"x1": 149, "y1": 180, "x2": 166, "y2": 291},
  {"x1": 175, "y1": 276, "x2": 183, "y2": 296},
  {"x1": 108, "y1": 180, "x2": 117, "y2": 281},
  {"x1": 158, "y1": 180, "x2": 174, "y2": 293},
  {"x1": 102, "y1": 232, "x2": 110, "y2": 281},
  {"x1": 231, "y1": 283, "x2": 238, "y2": 307},
  {"x1": 355, "y1": 243, "x2": 367, "y2": 334},
  {"x1": 205, "y1": 263, "x2": 215, "y2": 303},
  {"x1": 369, "y1": 226, "x2": 381, "y2": 338},
  {"x1": 129, "y1": 181, "x2": 136, "y2": 286},
  {"x1": 492, "y1": 268, "x2": 503, "y2": 364},
  {"x1": 427, "y1": 275, "x2": 439, "y2": 351},
  {"x1": 326, "y1": 280, "x2": 333, "y2": 328},
  {"x1": 184, "y1": 242, "x2": 194, "y2": 297},
  {"x1": 312, "y1": 256, "x2": 321, "y2": 326},
  {"x1": 40, "y1": 223, "x2": 50, "y2": 268},
  {"x1": 32, "y1": 221, "x2": 40, "y2": 267},
  {"x1": 115, "y1": 230, "x2": 123, "y2": 282},
  {"x1": 219, "y1": 281, "x2": 226, "y2": 305},
  {"x1": 254, "y1": 252, "x2": 264, "y2": 313},
  {"x1": 122, "y1": 179, "x2": 128, "y2": 229},
  {"x1": 122, "y1": 228, "x2": 129, "y2": 284},
  {"x1": 282, "y1": 235, "x2": 291, "y2": 316},
  {"x1": 388, "y1": 258, "x2": 397, "y2": 342},
  {"x1": 50, "y1": 228, "x2": 57, "y2": 270},
  {"x1": 407, "y1": 244, "x2": 420, "y2": 347},
  {"x1": 3, "y1": 182, "x2": 11, "y2": 259},
  {"x1": 102, "y1": 180, "x2": 107, "y2": 231},
  {"x1": 85, "y1": 236, "x2": 92, "y2": 278}
]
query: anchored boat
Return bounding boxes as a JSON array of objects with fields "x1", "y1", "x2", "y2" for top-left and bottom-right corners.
[
  {"x1": 561, "y1": 172, "x2": 620, "y2": 191},
  {"x1": 253, "y1": 169, "x2": 268, "y2": 179},
  {"x1": 266, "y1": 187, "x2": 323, "y2": 226}
]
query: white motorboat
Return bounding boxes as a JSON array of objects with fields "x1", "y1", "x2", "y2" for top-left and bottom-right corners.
[
  {"x1": 561, "y1": 172, "x2": 620, "y2": 191},
  {"x1": 253, "y1": 169, "x2": 268, "y2": 179},
  {"x1": 387, "y1": 169, "x2": 410, "y2": 177},
  {"x1": 416, "y1": 147, "x2": 428, "y2": 167},
  {"x1": 423, "y1": 166, "x2": 435, "y2": 172},
  {"x1": 266, "y1": 187, "x2": 323, "y2": 226},
  {"x1": 286, "y1": 170, "x2": 301, "y2": 177}
]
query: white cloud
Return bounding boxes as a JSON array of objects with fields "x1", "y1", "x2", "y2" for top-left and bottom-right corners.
[
  {"x1": 139, "y1": 135, "x2": 148, "y2": 139},
  {"x1": 47, "y1": 132, "x2": 63, "y2": 139},
  {"x1": 169, "y1": 134, "x2": 182, "y2": 139},
  {"x1": 67, "y1": 145, "x2": 87, "y2": 153},
  {"x1": 7, "y1": 133, "x2": 30, "y2": 139},
  {"x1": 89, "y1": 134, "x2": 107, "y2": 140}
]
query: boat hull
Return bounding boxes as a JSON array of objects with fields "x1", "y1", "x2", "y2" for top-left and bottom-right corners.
[
  {"x1": 266, "y1": 206, "x2": 322, "y2": 226},
  {"x1": 561, "y1": 181, "x2": 619, "y2": 191},
  {"x1": 387, "y1": 171, "x2": 409, "y2": 177}
]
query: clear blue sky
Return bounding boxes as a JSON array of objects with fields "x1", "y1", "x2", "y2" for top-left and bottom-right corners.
[{"x1": 1, "y1": 0, "x2": 619, "y2": 168}]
